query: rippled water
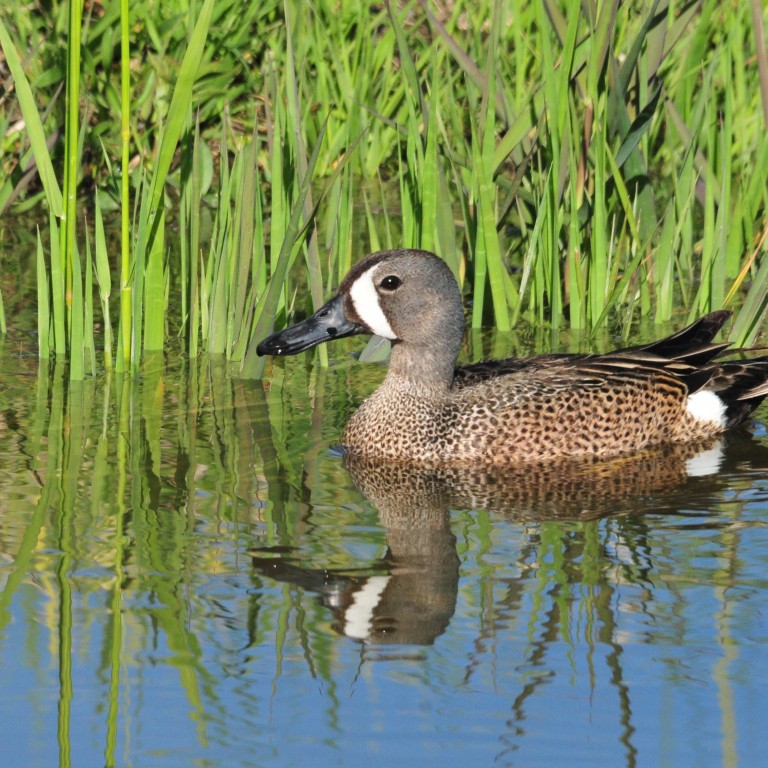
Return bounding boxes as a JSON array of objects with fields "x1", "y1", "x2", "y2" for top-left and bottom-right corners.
[{"x1": 1, "y1": 335, "x2": 768, "y2": 767}]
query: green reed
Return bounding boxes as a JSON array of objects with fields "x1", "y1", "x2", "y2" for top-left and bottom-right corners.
[
  {"x1": 118, "y1": 0, "x2": 131, "y2": 371},
  {"x1": 1, "y1": 0, "x2": 767, "y2": 375}
]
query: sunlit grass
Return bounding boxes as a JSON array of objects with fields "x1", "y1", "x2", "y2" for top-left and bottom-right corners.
[{"x1": 0, "y1": 0, "x2": 767, "y2": 376}]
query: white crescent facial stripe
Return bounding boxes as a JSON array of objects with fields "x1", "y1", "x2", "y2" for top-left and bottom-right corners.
[
  {"x1": 349, "y1": 268, "x2": 397, "y2": 340},
  {"x1": 686, "y1": 390, "x2": 727, "y2": 427}
]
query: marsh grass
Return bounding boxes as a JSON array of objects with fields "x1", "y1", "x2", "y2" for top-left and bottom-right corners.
[{"x1": 0, "y1": 0, "x2": 767, "y2": 377}]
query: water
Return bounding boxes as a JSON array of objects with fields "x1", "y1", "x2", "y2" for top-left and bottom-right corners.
[{"x1": 1, "y1": 338, "x2": 768, "y2": 768}]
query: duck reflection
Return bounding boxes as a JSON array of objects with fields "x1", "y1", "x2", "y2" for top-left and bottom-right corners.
[
  {"x1": 251, "y1": 433, "x2": 766, "y2": 645},
  {"x1": 251, "y1": 465, "x2": 460, "y2": 645}
]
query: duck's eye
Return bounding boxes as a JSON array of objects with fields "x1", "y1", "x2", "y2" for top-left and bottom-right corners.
[{"x1": 379, "y1": 275, "x2": 402, "y2": 291}]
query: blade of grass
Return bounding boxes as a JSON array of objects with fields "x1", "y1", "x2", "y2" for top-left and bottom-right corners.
[
  {"x1": 61, "y1": 0, "x2": 83, "y2": 360},
  {"x1": 36, "y1": 229, "x2": 50, "y2": 359},
  {"x1": 83, "y1": 220, "x2": 96, "y2": 376},
  {"x1": 119, "y1": 0, "x2": 132, "y2": 368},
  {"x1": 420, "y1": 57, "x2": 439, "y2": 255},
  {"x1": 143, "y1": 210, "x2": 166, "y2": 352},
  {"x1": 69, "y1": 240, "x2": 84, "y2": 380},
  {"x1": 0, "y1": 17, "x2": 63, "y2": 215},
  {"x1": 48, "y1": 210, "x2": 66, "y2": 355},
  {"x1": 749, "y1": 0, "x2": 768, "y2": 126},
  {"x1": 94, "y1": 193, "x2": 112, "y2": 369},
  {"x1": 229, "y1": 121, "x2": 260, "y2": 360}
]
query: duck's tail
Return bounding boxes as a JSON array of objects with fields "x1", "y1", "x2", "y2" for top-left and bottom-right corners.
[
  {"x1": 623, "y1": 311, "x2": 768, "y2": 429},
  {"x1": 705, "y1": 357, "x2": 768, "y2": 428},
  {"x1": 632, "y1": 310, "x2": 732, "y2": 365}
]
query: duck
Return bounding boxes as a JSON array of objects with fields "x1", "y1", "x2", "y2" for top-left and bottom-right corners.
[{"x1": 257, "y1": 249, "x2": 768, "y2": 464}]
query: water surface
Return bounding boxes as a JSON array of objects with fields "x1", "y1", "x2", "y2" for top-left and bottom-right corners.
[{"x1": 1, "y1": 335, "x2": 767, "y2": 767}]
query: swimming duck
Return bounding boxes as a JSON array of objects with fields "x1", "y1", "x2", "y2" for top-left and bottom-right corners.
[{"x1": 257, "y1": 249, "x2": 768, "y2": 464}]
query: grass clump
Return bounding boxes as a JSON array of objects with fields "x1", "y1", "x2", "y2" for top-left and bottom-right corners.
[{"x1": 0, "y1": 0, "x2": 767, "y2": 377}]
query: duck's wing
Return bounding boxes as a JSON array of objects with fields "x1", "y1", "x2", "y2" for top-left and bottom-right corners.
[
  {"x1": 454, "y1": 311, "x2": 733, "y2": 390},
  {"x1": 453, "y1": 352, "x2": 590, "y2": 387}
]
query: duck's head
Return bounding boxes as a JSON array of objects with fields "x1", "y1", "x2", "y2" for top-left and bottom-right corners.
[{"x1": 256, "y1": 250, "x2": 465, "y2": 365}]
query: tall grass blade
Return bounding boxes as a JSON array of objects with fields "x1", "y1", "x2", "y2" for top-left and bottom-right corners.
[
  {"x1": 61, "y1": 0, "x2": 83, "y2": 361},
  {"x1": 83, "y1": 224, "x2": 96, "y2": 376},
  {"x1": 420, "y1": 60, "x2": 439, "y2": 255},
  {"x1": 750, "y1": 0, "x2": 768, "y2": 126},
  {"x1": 36, "y1": 229, "x2": 50, "y2": 359},
  {"x1": 93, "y1": 194, "x2": 112, "y2": 369},
  {"x1": 185, "y1": 116, "x2": 203, "y2": 359},
  {"x1": 68, "y1": 240, "x2": 84, "y2": 379},
  {"x1": 0, "y1": 17, "x2": 63, "y2": 215},
  {"x1": 48, "y1": 211, "x2": 66, "y2": 355},
  {"x1": 143, "y1": 211, "x2": 166, "y2": 352},
  {"x1": 119, "y1": 0, "x2": 132, "y2": 369},
  {"x1": 229, "y1": 123, "x2": 260, "y2": 361}
]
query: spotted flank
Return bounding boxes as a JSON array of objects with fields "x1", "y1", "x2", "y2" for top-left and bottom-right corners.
[{"x1": 257, "y1": 249, "x2": 768, "y2": 464}]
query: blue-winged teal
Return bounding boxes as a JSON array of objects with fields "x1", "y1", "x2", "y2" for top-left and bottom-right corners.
[{"x1": 257, "y1": 249, "x2": 768, "y2": 464}]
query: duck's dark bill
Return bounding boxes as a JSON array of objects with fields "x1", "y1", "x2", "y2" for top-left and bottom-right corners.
[{"x1": 257, "y1": 295, "x2": 364, "y2": 356}]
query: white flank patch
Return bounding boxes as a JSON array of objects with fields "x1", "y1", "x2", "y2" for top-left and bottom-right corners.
[
  {"x1": 349, "y1": 269, "x2": 397, "y2": 339},
  {"x1": 343, "y1": 575, "x2": 391, "y2": 640},
  {"x1": 685, "y1": 441, "x2": 725, "y2": 477},
  {"x1": 686, "y1": 390, "x2": 727, "y2": 427}
]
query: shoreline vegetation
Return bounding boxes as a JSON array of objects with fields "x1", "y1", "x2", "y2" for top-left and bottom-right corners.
[{"x1": 0, "y1": 0, "x2": 767, "y2": 379}]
